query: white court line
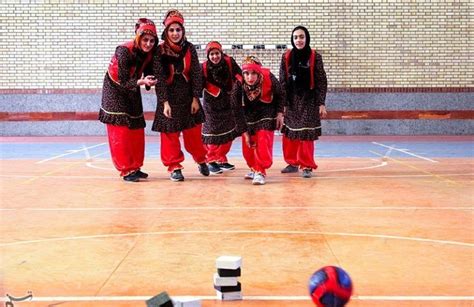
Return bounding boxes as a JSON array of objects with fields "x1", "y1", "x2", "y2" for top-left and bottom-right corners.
[
  {"x1": 372, "y1": 142, "x2": 439, "y2": 163},
  {"x1": 83, "y1": 144, "x2": 92, "y2": 161},
  {"x1": 83, "y1": 145, "x2": 110, "y2": 169},
  {"x1": 1, "y1": 206, "x2": 472, "y2": 211},
  {"x1": 85, "y1": 158, "x2": 388, "y2": 172},
  {"x1": 383, "y1": 146, "x2": 393, "y2": 160},
  {"x1": 85, "y1": 151, "x2": 109, "y2": 169},
  {"x1": 1, "y1": 230, "x2": 472, "y2": 247},
  {"x1": 317, "y1": 160, "x2": 387, "y2": 172},
  {"x1": 85, "y1": 164, "x2": 113, "y2": 171},
  {"x1": 0, "y1": 175, "x2": 116, "y2": 179},
  {"x1": 355, "y1": 296, "x2": 474, "y2": 301},
  {"x1": 36, "y1": 143, "x2": 106, "y2": 164},
  {"x1": 0, "y1": 295, "x2": 473, "y2": 302}
]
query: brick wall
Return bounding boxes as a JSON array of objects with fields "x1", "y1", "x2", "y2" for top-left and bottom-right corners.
[{"x1": 0, "y1": 0, "x2": 472, "y2": 90}]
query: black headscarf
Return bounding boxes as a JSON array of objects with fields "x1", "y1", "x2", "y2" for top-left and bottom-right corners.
[
  {"x1": 207, "y1": 53, "x2": 231, "y2": 90},
  {"x1": 289, "y1": 26, "x2": 312, "y2": 90}
]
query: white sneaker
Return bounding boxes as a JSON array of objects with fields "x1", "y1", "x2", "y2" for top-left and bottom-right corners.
[
  {"x1": 252, "y1": 173, "x2": 266, "y2": 185},
  {"x1": 244, "y1": 171, "x2": 254, "y2": 180}
]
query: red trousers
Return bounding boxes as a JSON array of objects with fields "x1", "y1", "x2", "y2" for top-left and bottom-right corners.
[
  {"x1": 106, "y1": 124, "x2": 145, "y2": 176},
  {"x1": 242, "y1": 130, "x2": 274, "y2": 175},
  {"x1": 160, "y1": 124, "x2": 208, "y2": 172},
  {"x1": 282, "y1": 135, "x2": 318, "y2": 170},
  {"x1": 206, "y1": 141, "x2": 232, "y2": 163}
]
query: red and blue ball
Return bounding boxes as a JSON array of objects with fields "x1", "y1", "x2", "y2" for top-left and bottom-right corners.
[{"x1": 309, "y1": 266, "x2": 353, "y2": 307}]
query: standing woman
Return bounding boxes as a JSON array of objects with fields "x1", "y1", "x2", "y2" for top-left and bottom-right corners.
[
  {"x1": 231, "y1": 56, "x2": 284, "y2": 185},
  {"x1": 152, "y1": 9, "x2": 209, "y2": 182},
  {"x1": 201, "y1": 41, "x2": 243, "y2": 174},
  {"x1": 99, "y1": 18, "x2": 158, "y2": 182},
  {"x1": 279, "y1": 26, "x2": 328, "y2": 178}
]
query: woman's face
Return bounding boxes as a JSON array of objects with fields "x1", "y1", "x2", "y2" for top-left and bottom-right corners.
[
  {"x1": 209, "y1": 49, "x2": 222, "y2": 65},
  {"x1": 140, "y1": 34, "x2": 156, "y2": 53},
  {"x1": 293, "y1": 29, "x2": 306, "y2": 50},
  {"x1": 243, "y1": 71, "x2": 259, "y2": 86},
  {"x1": 167, "y1": 23, "x2": 183, "y2": 43}
]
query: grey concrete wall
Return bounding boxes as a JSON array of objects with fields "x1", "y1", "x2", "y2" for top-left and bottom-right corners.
[
  {"x1": 2, "y1": 120, "x2": 473, "y2": 136},
  {"x1": 1, "y1": 92, "x2": 473, "y2": 136},
  {"x1": 2, "y1": 92, "x2": 473, "y2": 112}
]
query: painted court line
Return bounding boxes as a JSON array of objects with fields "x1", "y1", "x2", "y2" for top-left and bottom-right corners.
[
  {"x1": 372, "y1": 142, "x2": 439, "y2": 163},
  {"x1": 370, "y1": 151, "x2": 459, "y2": 185},
  {"x1": 1, "y1": 295, "x2": 473, "y2": 302},
  {"x1": 355, "y1": 296, "x2": 474, "y2": 301},
  {"x1": 25, "y1": 152, "x2": 108, "y2": 184},
  {"x1": 2, "y1": 173, "x2": 473, "y2": 180},
  {"x1": 1, "y1": 230, "x2": 472, "y2": 247},
  {"x1": 36, "y1": 143, "x2": 106, "y2": 164},
  {"x1": 85, "y1": 159, "x2": 388, "y2": 172}
]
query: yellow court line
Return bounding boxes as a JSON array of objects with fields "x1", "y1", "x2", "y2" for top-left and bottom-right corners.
[{"x1": 370, "y1": 150, "x2": 460, "y2": 186}]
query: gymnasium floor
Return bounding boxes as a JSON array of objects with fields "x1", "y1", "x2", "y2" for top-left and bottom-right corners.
[{"x1": 1, "y1": 135, "x2": 473, "y2": 306}]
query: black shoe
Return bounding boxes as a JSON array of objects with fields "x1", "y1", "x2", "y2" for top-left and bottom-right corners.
[
  {"x1": 302, "y1": 168, "x2": 312, "y2": 178},
  {"x1": 170, "y1": 169, "x2": 184, "y2": 182},
  {"x1": 198, "y1": 163, "x2": 210, "y2": 176},
  {"x1": 123, "y1": 171, "x2": 140, "y2": 182},
  {"x1": 208, "y1": 162, "x2": 223, "y2": 174},
  {"x1": 218, "y1": 162, "x2": 235, "y2": 171},
  {"x1": 136, "y1": 170, "x2": 148, "y2": 179},
  {"x1": 281, "y1": 164, "x2": 299, "y2": 173}
]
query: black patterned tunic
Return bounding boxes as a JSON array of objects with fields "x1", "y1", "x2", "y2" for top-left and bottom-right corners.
[
  {"x1": 99, "y1": 45, "x2": 152, "y2": 129},
  {"x1": 152, "y1": 43, "x2": 204, "y2": 133},
  {"x1": 201, "y1": 57, "x2": 243, "y2": 144},
  {"x1": 231, "y1": 72, "x2": 284, "y2": 136},
  {"x1": 279, "y1": 51, "x2": 327, "y2": 140}
]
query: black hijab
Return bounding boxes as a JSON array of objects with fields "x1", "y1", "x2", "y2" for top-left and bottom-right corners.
[
  {"x1": 207, "y1": 52, "x2": 231, "y2": 90},
  {"x1": 289, "y1": 26, "x2": 312, "y2": 90}
]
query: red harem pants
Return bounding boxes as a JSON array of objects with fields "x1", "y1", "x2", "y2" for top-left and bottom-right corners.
[
  {"x1": 206, "y1": 141, "x2": 232, "y2": 163},
  {"x1": 160, "y1": 124, "x2": 208, "y2": 172},
  {"x1": 282, "y1": 135, "x2": 318, "y2": 170},
  {"x1": 106, "y1": 124, "x2": 145, "y2": 176},
  {"x1": 242, "y1": 130, "x2": 274, "y2": 176}
]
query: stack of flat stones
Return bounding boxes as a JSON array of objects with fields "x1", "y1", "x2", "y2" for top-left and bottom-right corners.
[
  {"x1": 146, "y1": 291, "x2": 201, "y2": 307},
  {"x1": 214, "y1": 255, "x2": 242, "y2": 301}
]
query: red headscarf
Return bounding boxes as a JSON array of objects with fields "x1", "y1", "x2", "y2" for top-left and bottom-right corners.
[
  {"x1": 206, "y1": 41, "x2": 223, "y2": 57},
  {"x1": 163, "y1": 9, "x2": 184, "y2": 27},
  {"x1": 134, "y1": 18, "x2": 157, "y2": 49},
  {"x1": 205, "y1": 41, "x2": 232, "y2": 90},
  {"x1": 161, "y1": 9, "x2": 187, "y2": 57},
  {"x1": 242, "y1": 56, "x2": 263, "y2": 101}
]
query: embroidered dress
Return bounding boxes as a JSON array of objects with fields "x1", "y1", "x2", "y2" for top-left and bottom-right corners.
[
  {"x1": 202, "y1": 56, "x2": 243, "y2": 144},
  {"x1": 99, "y1": 44, "x2": 151, "y2": 129},
  {"x1": 279, "y1": 51, "x2": 327, "y2": 140},
  {"x1": 152, "y1": 43, "x2": 204, "y2": 133}
]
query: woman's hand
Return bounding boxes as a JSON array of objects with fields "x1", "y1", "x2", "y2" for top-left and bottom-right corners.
[
  {"x1": 276, "y1": 112, "x2": 284, "y2": 131},
  {"x1": 243, "y1": 132, "x2": 256, "y2": 149},
  {"x1": 319, "y1": 105, "x2": 327, "y2": 118},
  {"x1": 163, "y1": 101, "x2": 172, "y2": 118},
  {"x1": 144, "y1": 75, "x2": 157, "y2": 87},
  {"x1": 137, "y1": 75, "x2": 157, "y2": 87},
  {"x1": 191, "y1": 97, "x2": 200, "y2": 114}
]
